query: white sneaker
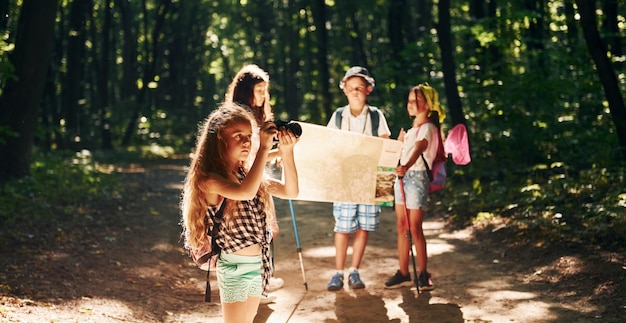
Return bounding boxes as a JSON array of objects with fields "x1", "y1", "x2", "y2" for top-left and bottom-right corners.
[
  {"x1": 267, "y1": 277, "x2": 284, "y2": 292},
  {"x1": 259, "y1": 294, "x2": 277, "y2": 304}
]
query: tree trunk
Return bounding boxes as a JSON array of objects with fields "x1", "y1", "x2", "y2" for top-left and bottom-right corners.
[
  {"x1": 165, "y1": 1, "x2": 207, "y2": 123},
  {"x1": 602, "y1": 0, "x2": 622, "y2": 61},
  {"x1": 523, "y1": 0, "x2": 545, "y2": 52},
  {"x1": 114, "y1": 0, "x2": 139, "y2": 102},
  {"x1": 468, "y1": 0, "x2": 485, "y2": 77},
  {"x1": 469, "y1": 0, "x2": 484, "y2": 19},
  {"x1": 312, "y1": 0, "x2": 331, "y2": 122},
  {"x1": 576, "y1": 0, "x2": 626, "y2": 159},
  {"x1": 414, "y1": 0, "x2": 432, "y2": 41},
  {"x1": 388, "y1": 0, "x2": 406, "y2": 62},
  {"x1": 121, "y1": 0, "x2": 170, "y2": 146},
  {"x1": 387, "y1": 0, "x2": 407, "y2": 94},
  {"x1": 486, "y1": 0, "x2": 503, "y2": 71},
  {"x1": 436, "y1": 0, "x2": 466, "y2": 129},
  {"x1": 96, "y1": 0, "x2": 113, "y2": 150},
  {"x1": 61, "y1": 0, "x2": 92, "y2": 149},
  {"x1": 283, "y1": 0, "x2": 299, "y2": 122},
  {"x1": 0, "y1": 0, "x2": 59, "y2": 181},
  {"x1": 348, "y1": 13, "x2": 369, "y2": 68}
]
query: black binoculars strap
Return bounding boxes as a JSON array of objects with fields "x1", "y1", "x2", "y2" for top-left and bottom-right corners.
[{"x1": 205, "y1": 270, "x2": 212, "y2": 302}]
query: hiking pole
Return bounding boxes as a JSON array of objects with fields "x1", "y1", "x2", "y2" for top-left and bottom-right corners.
[
  {"x1": 289, "y1": 199, "x2": 308, "y2": 290},
  {"x1": 398, "y1": 175, "x2": 421, "y2": 294}
]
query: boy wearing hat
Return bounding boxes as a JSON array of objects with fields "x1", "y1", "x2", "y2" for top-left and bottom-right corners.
[{"x1": 325, "y1": 66, "x2": 391, "y2": 291}]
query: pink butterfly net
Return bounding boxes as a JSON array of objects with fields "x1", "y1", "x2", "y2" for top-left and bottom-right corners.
[{"x1": 444, "y1": 124, "x2": 471, "y2": 166}]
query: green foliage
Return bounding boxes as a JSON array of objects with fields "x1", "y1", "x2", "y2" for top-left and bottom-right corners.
[
  {"x1": 0, "y1": 151, "x2": 122, "y2": 249},
  {"x1": 3, "y1": 0, "x2": 626, "y2": 253},
  {"x1": 91, "y1": 144, "x2": 178, "y2": 163},
  {"x1": 440, "y1": 161, "x2": 626, "y2": 251}
]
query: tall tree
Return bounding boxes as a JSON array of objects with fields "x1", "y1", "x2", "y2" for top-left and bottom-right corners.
[
  {"x1": 602, "y1": 0, "x2": 623, "y2": 61},
  {"x1": 0, "y1": 0, "x2": 59, "y2": 181},
  {"x1": 114, "y1": 0, "x2": 139, "y2": 102},
  {"x1": 121, "y1": 0, "x2": 171, "y2": 146},
  {"x1": 162, "y1": 1, "x2": 214, "y2": 124},
  {"x1": 312, "y1": 0, "x2": 331, "y2": 122},
  {"x1": 388, "y1": 0, "x2": 406, "y2": 63},
  {"x1": 413, "y1": 0, "x2": 432, "y2": 42},
  {"x1": 523, "y1": 0, "x2": 545, "y2": 52},
  {"x1": 93, "y1": 0, "x2": 113, "y2": 149},
  {"x1": 436, "y1": 0, "x2": 465, "y2": 128},
  {"x1": 61, "y1": 0, "x2": 92, "y2": 148},
  {"x1": 347, "y1": 13, "x2": 369, "y2": 68},
  {"x1": 485, "y1": 0, "x2": 502, "y2": 66},
  {"x1": 280, "y1": 0, "x2": 300, "y2": 123},
  {"x1": 575, "y1": 0, "x2": 626, "y2": 158}
]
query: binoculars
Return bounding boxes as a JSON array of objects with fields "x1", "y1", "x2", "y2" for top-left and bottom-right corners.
[{"x1": 274, "y1": 120, "x2": 302, "y2": 138}]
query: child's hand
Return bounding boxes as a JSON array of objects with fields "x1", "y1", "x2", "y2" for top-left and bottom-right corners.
[
  {"x1": 259, "y1": 122, "x2": 278, "y2": 150},
  {"x1": 395, "y1": 165, "x2": 407, "y2": 177},
  {"x1": 276, "y1": 127, "x2": 298, "y2": 153}
]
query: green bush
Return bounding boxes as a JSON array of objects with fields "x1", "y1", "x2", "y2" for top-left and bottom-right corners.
[
  {"x1": 440, "y1": 161, "x2": 626, "y2": 251},
  {"x1": 0, "y1": 150, "x2": 122, "y2": 249}
]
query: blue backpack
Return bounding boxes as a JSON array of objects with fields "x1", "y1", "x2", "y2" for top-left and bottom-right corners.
[{"x1": 334, "y1": 106, "x2": 380, "y2": 136}]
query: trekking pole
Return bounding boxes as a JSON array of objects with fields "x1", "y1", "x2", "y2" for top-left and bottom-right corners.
[
  {"x1": 289, "y1": 199, "x2": 308, "y2": 290},
  {"x1": 398, "y1": 175, "x2": 421, "y2": 294}
]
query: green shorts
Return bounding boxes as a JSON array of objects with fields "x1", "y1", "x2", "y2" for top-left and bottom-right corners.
[{"x1": 216, "y1": 252, "x2": 263, "y2": 303}]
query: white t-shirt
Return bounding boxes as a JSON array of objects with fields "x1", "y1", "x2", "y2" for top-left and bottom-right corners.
[
  {"x1": 400, "y1": 123, "x2": 439, "y2": 172},
  {"x1": 327, "y1": 105, "x2": 391, "y2": 137}
]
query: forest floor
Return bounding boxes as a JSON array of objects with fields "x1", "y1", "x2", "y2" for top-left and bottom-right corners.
[{"x1": 1, "y1": 157, "x2": 625, "y2": 323}]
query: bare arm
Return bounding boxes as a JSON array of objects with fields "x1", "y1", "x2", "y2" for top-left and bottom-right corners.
[{"x1": 396, "y1": 138, "x2": 428, "y2": 177}]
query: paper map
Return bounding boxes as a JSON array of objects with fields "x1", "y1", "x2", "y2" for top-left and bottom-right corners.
[{"x1": 289, "y1": 122, "x2": 402, "y2": 205}]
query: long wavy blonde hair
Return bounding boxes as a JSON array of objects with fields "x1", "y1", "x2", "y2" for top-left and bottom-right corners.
[{"x1": 180, "y1": 102, "x2": 271, "y2": 252}]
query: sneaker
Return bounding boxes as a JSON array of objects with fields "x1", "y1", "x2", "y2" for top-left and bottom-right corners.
[
  {"x1": 259, "y1": 294, "x2": 277, "y2": 304},
  {"x1": 327, "y1": 273, "x2": 344, "y2": 291},
  {"x1": 384, "y1": 270, "x2": 413, "y2": 289},
  {"x1": 418, "y1": 270, "x2": 434, "y2": 291},
  {"x1": 348, "y1": 270, "x2": 365, "y2": 289},
  {"x1": 267, "y1": 277, "x2": 284, "y2": 292}
]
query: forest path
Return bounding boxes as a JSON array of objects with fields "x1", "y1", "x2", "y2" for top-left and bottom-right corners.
[{"x1": 1, "y1": 158, "x2": 623, "y2": 322}]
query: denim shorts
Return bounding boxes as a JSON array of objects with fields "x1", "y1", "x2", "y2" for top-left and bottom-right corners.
[
  {"x1": 394, "y1": 170, "x2": 429, "y2": 210},
  {"x1": 332, "y1": 203, "x2": 380, "y2": 233},
  {"x1": 216, "y1": 252, "x2": 263, "y2": 303}
]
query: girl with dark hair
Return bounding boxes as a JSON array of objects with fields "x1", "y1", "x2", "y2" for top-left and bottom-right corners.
[{"x1": 225, "y1": 64, "x2": 285, "y2": 303}]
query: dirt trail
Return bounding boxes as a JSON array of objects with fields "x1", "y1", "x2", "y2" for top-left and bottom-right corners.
[{"x1": 1, "y1": 159, "x2": 624, "y2": 322}]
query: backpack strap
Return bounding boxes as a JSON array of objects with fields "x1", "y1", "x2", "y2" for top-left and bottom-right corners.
[
  {"x1": 369, "y1": 106, "x2": 379, "y2": 137},
  {"x1": 420, "y1": 154, "x2": 433, "y2": 181},
  {"x1": 334, "y1": 107, "x2": 344, "y2": 129},
  {"x1": 209, "y1": 199, "x2": 226, "y2": 255},
  {"x1": 205, "y1": 198, "x2": 227, "y2": 302},
  {"x1": 204, "y1": 266, "x2": 212, "y2": 302},
  {"x1": 334, "y1": 106, "x2": 379, "y2": 137},
  {"x1": 418, "y1": 122, "x2": 444, "y2": 181}
]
